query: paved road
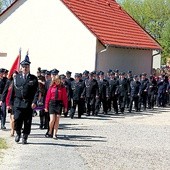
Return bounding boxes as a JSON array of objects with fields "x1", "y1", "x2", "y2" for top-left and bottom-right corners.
[{"x1": 0, "y1": 107, "x2": 170, "y2": 170}]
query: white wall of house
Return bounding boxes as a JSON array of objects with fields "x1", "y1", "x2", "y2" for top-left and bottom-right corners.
[
  {"x1": 0, "y1": 0, "x2": 96, "y2": 75},
  {"x1": 96, "y1": 42, "x2": 153, "y2": 75}
]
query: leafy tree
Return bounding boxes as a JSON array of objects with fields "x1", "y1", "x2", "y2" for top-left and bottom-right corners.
[{"x1": 0, "y1": 0, "x2": 15, "y2": 13}]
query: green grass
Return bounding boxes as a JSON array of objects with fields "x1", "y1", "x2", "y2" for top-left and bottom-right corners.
[{"x1": 0, "y1": 138, "x2": 8, "y2": 149}]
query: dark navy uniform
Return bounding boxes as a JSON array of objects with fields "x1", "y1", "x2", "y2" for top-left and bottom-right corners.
[
  {"x1": 129, "y1": 76, "x2": 141, "y2": 112},
  {"x1": 96, "y1": 72, "x2": 109, "y2": 114},
  {"x1": 108, "y1": 72, "x2": 119, "y2": 114},
  {"x1": 70, "y1": 74, "x2": 85, "y2": 118},
  {"x1": 117, "y1": 72, "x2": 129, "y2": 113},
  {"x1": 83, "y1": 72, "x2": 99, "y2": 116},
  {"x1": 157, "y1": 76, "x2": 168, "y2": 107},
  {"x1": 10, "y1": 72, "x2": 38, "y2": 142},
  {"x1": 0, "y1": 72, "x2": 8, "y2": 129},
  {"x1": 139, "y1": 73, "x2": 149, "y2": 111},
  {"x1": 147, "y1": 76, "x2": 157, "y2": 109},
  {"x1": 65, "y1": 73, "x2": 74, "y2": 117}
]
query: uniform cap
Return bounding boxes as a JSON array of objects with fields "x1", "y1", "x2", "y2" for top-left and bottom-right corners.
[
  {"x1": 134, "y1": 75, "x2": 138, "y2": 78},
  {"x1": 0, "y1": 68, "x2": 4, "y2": 73},
  {"x1": 75, "y1": 73, "x2": 81, "y2": 77},
  {"x1": 45, "y1": 70, "x2": 51, "y2": 75},
  {"x1": 99, "y1": 71, "x2": 104, "y2": 75},
  {"x1": 60, "y1": 74, "x2": 66, "y2": 79},
  {"x1": 66, "y1": 71, "x2": 72, "y2": 74},
  {"x1": 20, "y1": 54, "x2": 31, "y2": 66},
  {"x1": 41, "y1": 69, "x2": 47, "y2": 74},
  {"x1": 51, "y1": 69, "x2": 59, "y2": 75},
  {"x1": 120, "y1": 72, "x2": 126, "y2": 75},
  {"x1": 89, "y1": 72, "x2": 94, "y2": 76},
  {"x1": 83, "y1": 70, "x2": 89, "y2": 75},
  {"x1": 92, "y1": 70, "x2": 96, "y2": 74},
  {"x1": 149, "y1": 75, "x2": 153, "y2": 79},
  {"x1": 107, "y1": 69, "x2": 112, "y2": 73},
  {"x1": 142, "y1": 72, "x2": 147, "y2": 76},
  {"x1": 115, "y1": 69, "x2": 119, "y2": 73},
  {"x1": 110, "y1": 72, "x2": 115, "y2": 75}
]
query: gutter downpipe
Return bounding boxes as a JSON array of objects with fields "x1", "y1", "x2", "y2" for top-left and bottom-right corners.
[
  {"x1": 95, "y1": 44, "x2": 109, "y2": 71},
  {"x1": 151, "y1": 49, "x2": 161, "y2": 73}
]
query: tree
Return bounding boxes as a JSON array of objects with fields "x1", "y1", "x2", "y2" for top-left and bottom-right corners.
[
  {"x1": 0, "y1": 0, "x2": 15, "y2": 13},
  {"x1": 119, "y1": 0, "x2": 170, "y2": 64}
]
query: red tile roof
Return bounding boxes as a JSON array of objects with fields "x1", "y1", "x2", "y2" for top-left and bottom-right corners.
[{"x1": 61, "y1": 0, "x2": 161, "y2": 50}]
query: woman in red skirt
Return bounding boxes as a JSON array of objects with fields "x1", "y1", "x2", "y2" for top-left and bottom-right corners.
[{"x1": 45, "y1": 75, "x2": 68, "y2": 139}]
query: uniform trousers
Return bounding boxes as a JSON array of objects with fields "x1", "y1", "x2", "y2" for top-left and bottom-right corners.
[
  {"x1": 0, "y1": 102, "x2": 7, "y2": 127},
  {"x1": 14, "y1": 107, "x2": 32, "y2": 135}
]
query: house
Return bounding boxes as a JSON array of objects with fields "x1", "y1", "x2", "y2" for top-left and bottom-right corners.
[{"x1": 0, "y1": 0, "x2": 162, "y2": 75}]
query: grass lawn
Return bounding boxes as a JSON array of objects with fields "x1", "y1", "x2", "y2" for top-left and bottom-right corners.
[{"x1": 0, "y1": 138, "x2": 8, "y2": 150}]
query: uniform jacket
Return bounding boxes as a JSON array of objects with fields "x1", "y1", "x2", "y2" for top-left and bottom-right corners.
[
  {"x1": 157, "y1": 79, "x2": 168, "y2": 94},
  {"x1": 139, "y1": 78, "x2": 149, "y2": 94},
  {"x1": 10, "y1": 73, "x2": 38, "y2": 108},
  {"x1": 83, "y1": 78, "x2": 99, "y2": 98},
  {"x1": 71, "y1": 80, "x2": 85, "y2": 100},
  {"x1": 130, "y1": 80, "x2": 141, "y2": 96},
  {"x1": 109, "y1": 78, "x2": 119, "y2": 97},
  {"x1": 0, "y1": 79, "x2": 11, "y2": 102},
  {"x1": 97, "y1": 79, "x2": 109, "y2": 99},
  {"x1": 147, "y1": 79, "x2": 157, "y2": 95},
  {"x1": 117, "y1": 78, "x2": 129, "y2": 96},
  {"x1": 0, "y1": 77, "x2": 7, "y2": 95}
]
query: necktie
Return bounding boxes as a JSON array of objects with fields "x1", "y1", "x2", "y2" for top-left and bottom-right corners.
[{"x1": 23, "y1": 74, "x2": 27, "y2": 81}]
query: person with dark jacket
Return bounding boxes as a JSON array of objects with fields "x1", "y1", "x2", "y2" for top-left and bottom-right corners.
[
  {"x1": 139, "y1": 73, "x2": 149, "y2": 111},
  {"x1": 0, "y1": 68, "x2": 8, "y2": 129},
  {"x1": 147, "y1": 75, "x2": 157, "y2": 109},
  {"x1": 70, "y1": 73, "x2": 85, "y2": 118},
  {"x1": 65, "y1": 71, "x2": 74, "y2": 113},
  {"x1": 157, "y1": 75, "x2": 169, "y2": 107},
  {"x1": 10, "y1": 57, "x2": 38, "y2": 144},
  {"x1": 0, "y1": 71, "x2": 18, "y2": 136},
  {"x1": 117, "y1": 72, "x2": 130, "y2": 114},
  {"x1": 128, "y1": 75, "x2": 141, "y2": 112},
  {"x1": 83, "y1": 72, "x2": 99, "y2": 116},
  {"x1": 96, "y1": 71, "x2": 109, "y2": 115},
  {"x1": 108, "y1": 72, "x2": 119, "y2": 114}
]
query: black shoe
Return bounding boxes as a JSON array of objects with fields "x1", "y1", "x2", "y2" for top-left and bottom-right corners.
[
  {"x1": 1, "y1": 126, "x2": 6, "y2": 130},
  {"x1": 107, "y1": 109, "x2": 111, "y2": 112},
  {"x1": 45, "y1": 133, "x2": 52, "y2": 138},
  {"x1": 15, "y1": 134, "x2": 21, "y2": 143},
  {"x1": 43, "y1": 126, "x2": 48, "y2": 129},
  {"x1": 70, "y1": 113, "x2": 74, "y2": 119},
  {"x1": 64, "y1": 113, "x2": 68, "y2": 117},
  {"x1": 22, "y1": 138, "x2": 27, "y2": 144},
  {"x1": 39, "y1": 125, "x2": 43, "y2": 129}
]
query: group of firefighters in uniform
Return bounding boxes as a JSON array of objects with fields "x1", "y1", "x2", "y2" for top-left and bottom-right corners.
[
  {"x1": 35, "y1": 68, "x2": 170, "y2": 129},
  {"x1": 0, "y1": 66, "x2": 170, "y2": 141}
]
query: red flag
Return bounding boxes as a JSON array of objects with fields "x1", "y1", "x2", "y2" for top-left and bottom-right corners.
[{"x1": 8, "y1": 52, "x2": 21, "y2": 78}]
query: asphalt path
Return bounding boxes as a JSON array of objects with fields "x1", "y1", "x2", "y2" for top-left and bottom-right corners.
[{"x1": 0, "y1": 107, "x2": 170, "y2": 170}]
